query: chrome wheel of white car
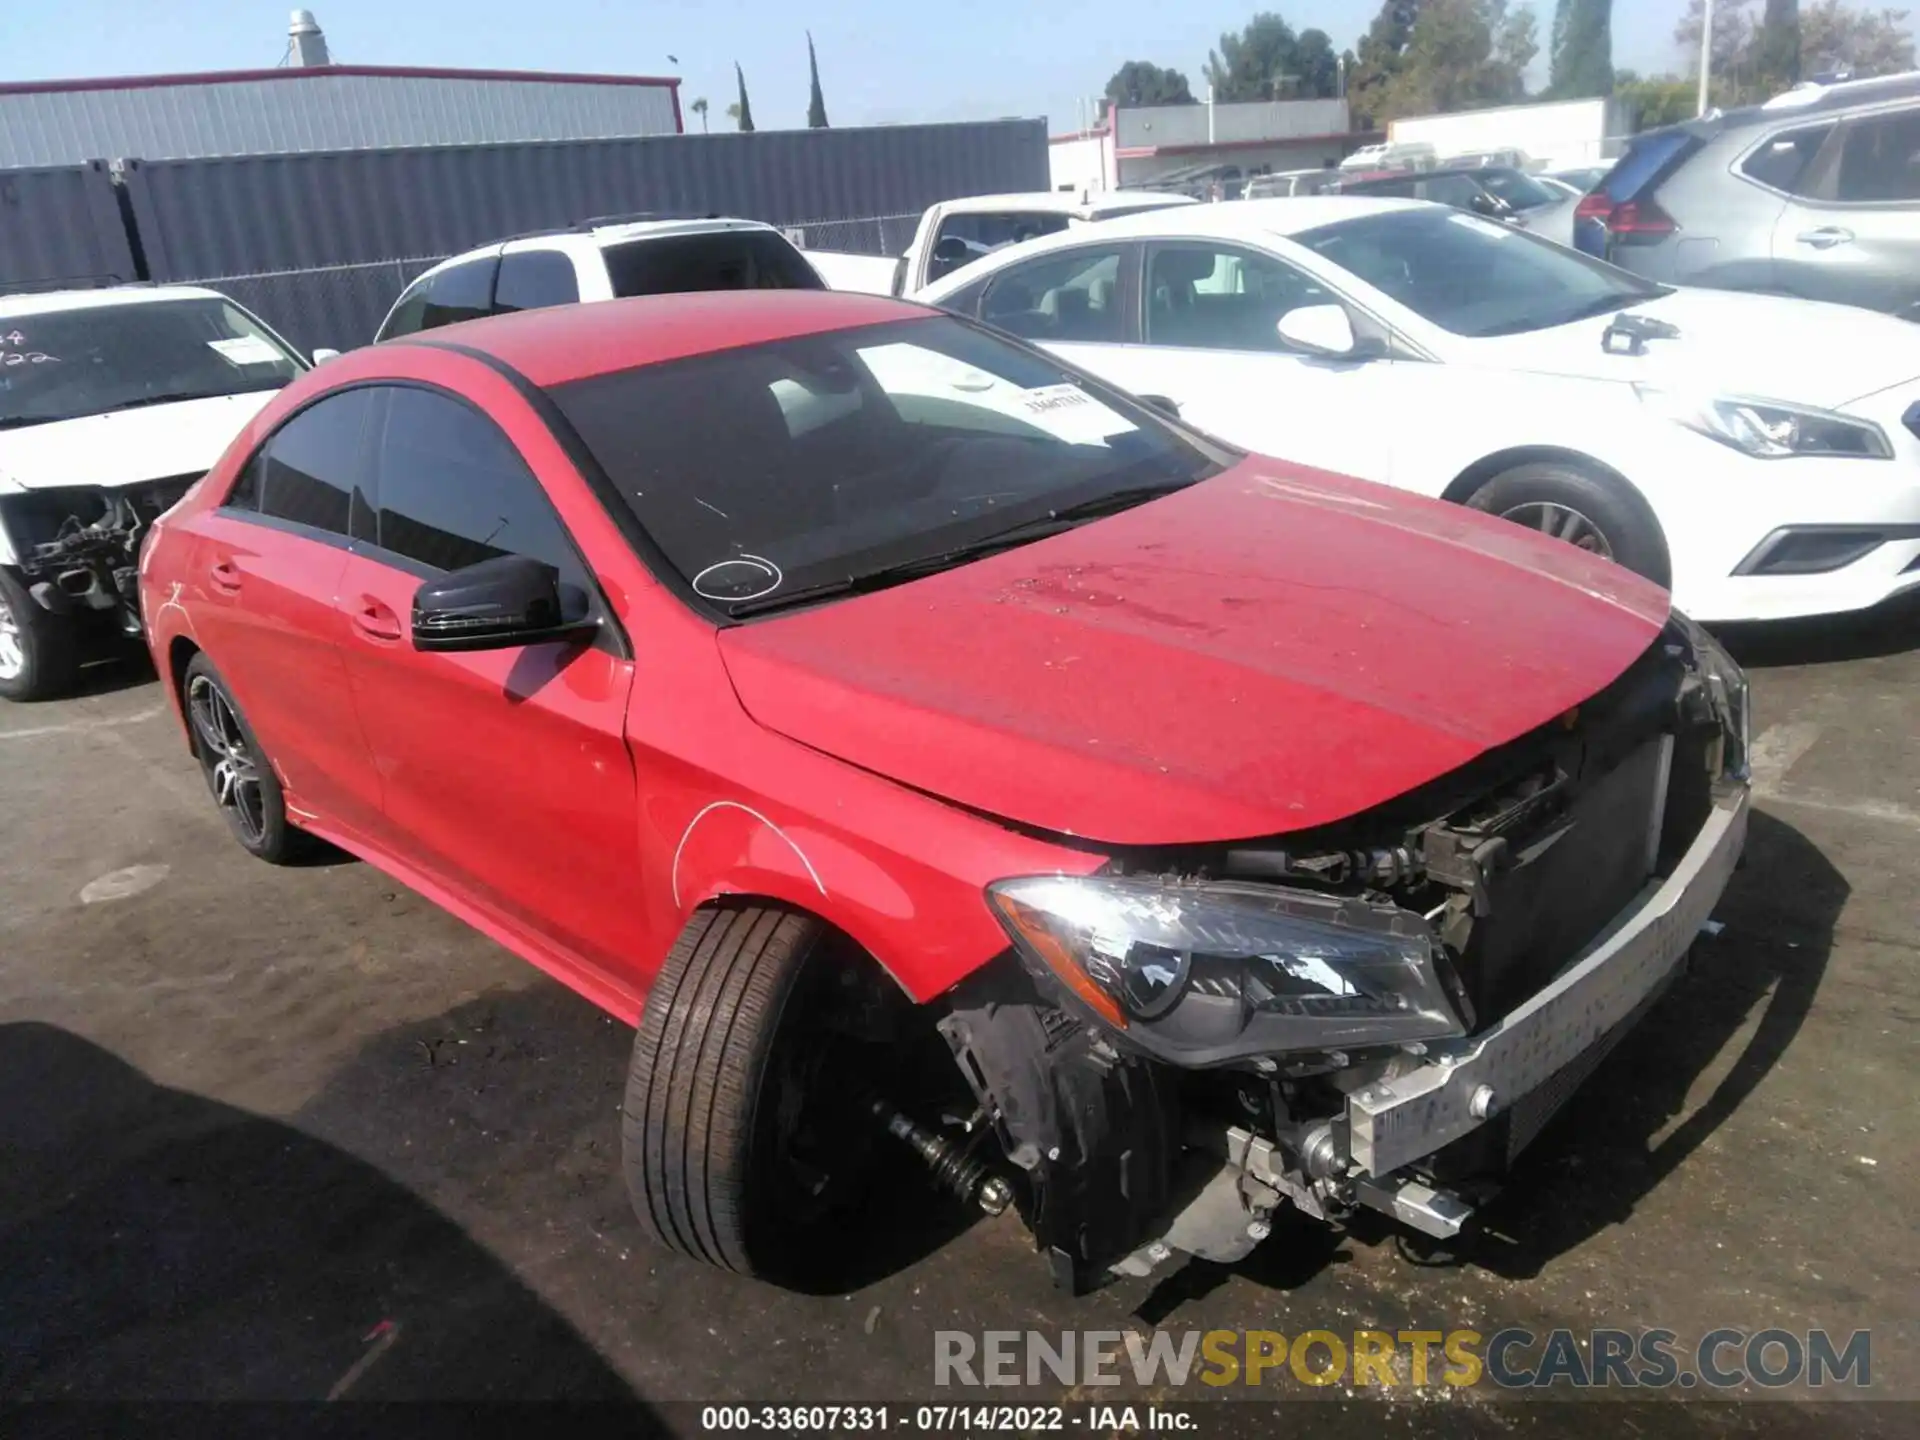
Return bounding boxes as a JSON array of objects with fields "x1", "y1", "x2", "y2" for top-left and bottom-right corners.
[
  {"x1": 1498, "y1": 501, "x2": 1614, "y2": 559},
  {"x1": 0, "y1": 591, "x2": 22, "y2": 682},
  {"x1": 0, "y1": 567, "x2": 81, "y2": 702}
]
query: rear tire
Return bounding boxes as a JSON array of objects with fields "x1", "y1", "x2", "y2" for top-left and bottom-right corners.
[
  {"x1": 182, "y1": 653, "x2": 313, "y2": 864},
  {"x1": 622, "y1": 904, "x2": 896, "y2": 1287},
  {"x1": 1466, "y1": 460, "x2": 1671, "y2": 587},
  {"x1": 0, "y1": 568, "x2": 81, "y2": 702}
]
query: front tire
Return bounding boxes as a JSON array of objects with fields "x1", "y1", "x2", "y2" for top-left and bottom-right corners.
[
  {"x1": 622, "y1": 904, "x2": 897, "y2": 1287},
  {"x1": 182, "y1": 653, "x2": 311, "y2": 864},
  {"x1": 0, "y1": 568, "x2": 81, "y2": 702},
  {"x1": 1466, "y1": 461, "x2": 1671, "y2": 587}
]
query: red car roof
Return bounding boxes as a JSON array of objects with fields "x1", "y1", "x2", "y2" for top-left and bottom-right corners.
[{"x1": 404, "y1": 289, "x2": 930, "y2": 388}]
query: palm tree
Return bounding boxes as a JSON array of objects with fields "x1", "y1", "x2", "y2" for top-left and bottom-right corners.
[
  {"x1": 726, "y1": 101, "x2": 741, "y2": 125},
  {"x1": 690, "y1": 96, "x2": 709, "y2": 132}
]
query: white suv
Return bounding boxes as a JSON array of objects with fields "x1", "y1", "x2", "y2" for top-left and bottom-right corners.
[{"x1": 375, "y1": 216, "x2": 824, "y2": 341}]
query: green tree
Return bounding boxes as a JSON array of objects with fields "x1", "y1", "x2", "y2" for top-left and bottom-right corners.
[
  {"x1": 1349, "y1": 0, "x2": 1426, "y2": 118},
  {"x1": 806, "y1": 32, "x2": 829, "y2": 128},
  {"x1": 1676, "y1": 0, "x2": 1912, "y2": 104},
  {"x1": 1365, "y1": 0, "x2": 1538, "y2": 121},
  {"x1": 733, "y1": 61, "x2": 756, "y2": 132},
  {"x1": 1295, "y1": 29, "x2": 1342, "y2": 97},
  {"x1": 1798, "y1": 0, "x2": 1913, "y2": 73},
  {"x1": 1103, "y1": 59, "x2": 1198, "y2": 108},
  {"x1": 1549, "y1": 0, "x2": 1615, "y2": 97},
  {"x1": 1205, "y1": 13, "x2": 1304, "y2": 101},
  {"x1": 1613, "y1": 69, "x2": 1698, "y2": 128},
  {"x1": 689, "y1": 96, "x2": 709, "y2": 132},
  {"x1": 1753, "y1": 0, "x2": 1803, "y2": 89}
]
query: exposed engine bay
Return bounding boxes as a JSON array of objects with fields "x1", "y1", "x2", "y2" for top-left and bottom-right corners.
[
  {"x1": 0, "y1": 476, "x2": 198, "y2": 634},
  {"x1": 928, "y1": 617, "x2": 1751, "y2": 1293}
]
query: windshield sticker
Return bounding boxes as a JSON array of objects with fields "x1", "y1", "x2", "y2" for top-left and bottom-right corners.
[
  {"x1": 692, "y1": 555, "x2": 783, "y2": 602},
  {"x1": 208, "y1": 335, "x2": 283, "y2": 366},
  {"x1": 1012, "y1": 383, "x2": 1139, "y2": 445}
]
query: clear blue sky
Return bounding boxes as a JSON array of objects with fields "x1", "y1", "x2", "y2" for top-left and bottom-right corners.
[{"x1": 3, "y1": 0, "x2": 1695, "y2": 133}]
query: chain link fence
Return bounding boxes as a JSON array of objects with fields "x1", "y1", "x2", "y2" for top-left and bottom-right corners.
[
  {"x1": 192, "y1": 213, "x2": 924, "y2": 359},
  {"x1": 774, "y1": 212, "x2": 922, "y2": 257},
  {"x1": 193, "y1": 255, "x2": 444, "y2": 357}
]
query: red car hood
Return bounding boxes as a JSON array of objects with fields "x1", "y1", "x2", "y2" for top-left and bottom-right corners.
[{"x1": 718, "y1": 460, "x2": 1671, "y2": 846}]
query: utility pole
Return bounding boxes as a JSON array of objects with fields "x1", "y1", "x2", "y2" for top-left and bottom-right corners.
[{"x1": 1697, "y1": 0, "x2": 1716, "y2": 115}]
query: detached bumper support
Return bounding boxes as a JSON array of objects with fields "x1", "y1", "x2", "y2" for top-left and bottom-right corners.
[{"x1": 1348, "y1": 786, "x2": 1750, "y2": 1179}]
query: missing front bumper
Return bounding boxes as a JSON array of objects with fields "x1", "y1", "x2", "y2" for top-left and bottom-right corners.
[{"x1": 1349, "y1": 784, "x2": 1750, "y2": 1180}]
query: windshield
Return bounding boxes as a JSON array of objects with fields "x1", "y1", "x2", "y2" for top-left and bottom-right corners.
[
  {"x1": 0, "y1": 297, "x2": 302, "y2": 431},
  {"x1": 1476, "y1": 168, "x2": 1559, "y2": 209},
  {"x1": 547, "y1": 315, "x2": 1230, "y2": 617},
  {"x1": 1294, "y1": 207, "x2": 1664, "y2": 337}
]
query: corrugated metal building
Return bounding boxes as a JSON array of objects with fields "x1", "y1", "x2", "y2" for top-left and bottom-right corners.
[{"x1": 0, "y1": 64, "x2": 682, "y2": 169}]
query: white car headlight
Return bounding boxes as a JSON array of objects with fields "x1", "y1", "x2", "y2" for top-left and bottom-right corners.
[
  {"x1": 986, "y1": 875, "x2": 1465, "y2": 1065},
  {"x1": 1636, "y1": 384, "x2": 1892, "y2": 459}
]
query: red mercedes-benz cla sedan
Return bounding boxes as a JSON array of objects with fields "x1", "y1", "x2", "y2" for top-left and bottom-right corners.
[{"x1": 142, "y1": 290, "x2": 1750, "y2": 1291}]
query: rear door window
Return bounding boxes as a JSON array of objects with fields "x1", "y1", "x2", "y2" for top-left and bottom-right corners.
[
  {"x1": 1834, "y1": 107, "x2": 1920, "y2": 202},
  {"x1": 601, "y1": 231, "x2": 823, "y2": 297},
  {"x1": 978, "y1": 246, "x2": 1127, "y2": 343},
  {"x1": 250, "y1": 389, "x2": 378, "y2": 537},
  {"x1": 493, "y1": 249, "x2": 581, "y2": 314},
  {"x1": 1742, "y1": 122, "x2": 1838, "y2": 195}
]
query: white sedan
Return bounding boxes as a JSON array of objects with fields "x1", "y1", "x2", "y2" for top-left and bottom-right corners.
[{"x1": 915, "y1": 197, "x2": 1920, "y2": 623}]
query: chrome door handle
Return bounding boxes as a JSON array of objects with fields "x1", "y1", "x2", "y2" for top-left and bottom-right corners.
[{"x1": 1796, "y1": 227, "x2": 1855, "y2": 249}]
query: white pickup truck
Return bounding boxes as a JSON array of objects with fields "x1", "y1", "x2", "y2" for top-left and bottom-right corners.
[{"x1": 801, "y1": 190, "x2": 1198, "y2": 297}]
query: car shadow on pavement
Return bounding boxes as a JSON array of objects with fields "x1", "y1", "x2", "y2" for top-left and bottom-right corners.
[
  {"x1": 0, "y1": 1020, "x2": 644, "y2": 1405},
  {"x1": 1461, "y1": 807, "x2": 1844, "y2": 1280},
  {"x1": 285, "y1": 983, "x2": 984, "y2": 1300}
]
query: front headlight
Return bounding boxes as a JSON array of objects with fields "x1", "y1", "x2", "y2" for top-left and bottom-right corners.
[
  {"x1": 985, "y1": 876, "x2": 1465, "y2": 1066},
  {"x1": 1673, "y1": 611, "x2": 1751, "y2": 780},
  {"x1": 1636, "y1": 384, "x2": 1892, "y2": 459}
]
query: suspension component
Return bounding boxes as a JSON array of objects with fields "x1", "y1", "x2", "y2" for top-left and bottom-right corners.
[{"x1": 869, "y1": 1098, "x2": 1013, "y2": 1215}]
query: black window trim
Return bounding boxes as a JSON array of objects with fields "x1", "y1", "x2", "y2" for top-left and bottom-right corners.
[{"x1": 212, "y1": 370, "x2": 630, "y2": 661}]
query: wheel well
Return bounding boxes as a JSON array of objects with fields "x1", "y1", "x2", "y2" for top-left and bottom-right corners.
[
  {"x1": 167, "y1": 637, "x2": 201, "y2": 750},
  {"x1": 1440, "y1": 445, "x2": 1672, "y2": 587},
  {"x1": 697, "y1": 894, "x2": 921, "y2": 1004}
]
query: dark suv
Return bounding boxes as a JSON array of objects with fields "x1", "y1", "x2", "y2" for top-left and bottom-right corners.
[{"x1": 1576, "y1": 73, "x2": 1920, "y2": 319}]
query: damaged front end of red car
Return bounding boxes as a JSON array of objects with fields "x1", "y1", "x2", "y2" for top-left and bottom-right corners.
[{"x1": 929, "y1": 615, "x2": 1750, "y2": 1293}]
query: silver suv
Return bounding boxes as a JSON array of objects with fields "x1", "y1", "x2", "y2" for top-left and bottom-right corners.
[{"x1": 1576, "y1": 72, "x2": 1920, "y2": 319}]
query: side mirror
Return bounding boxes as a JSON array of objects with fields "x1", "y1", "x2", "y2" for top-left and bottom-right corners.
[
  {"x1": 310, "y1": 347, "x2": 342, "y2": 364},
  {"x1": 1277, "y1": 304, "x2": 1361, "y2": 359},
  {"x1": 411, "y1": 554, "x2": 596, "y2": 653}
]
